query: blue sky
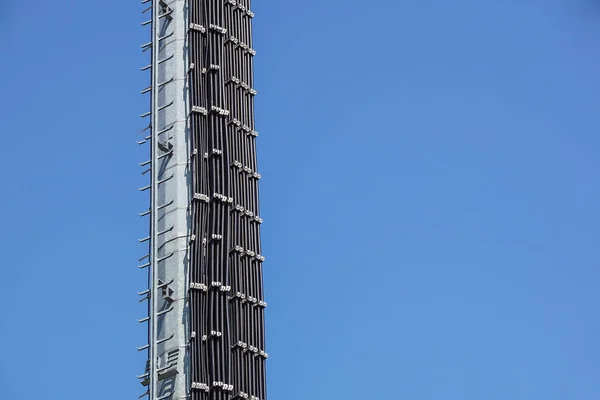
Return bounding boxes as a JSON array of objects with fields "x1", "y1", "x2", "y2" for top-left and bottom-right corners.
[{"x1": 1, "y1": 0, "x2": 600, "y2": 399}]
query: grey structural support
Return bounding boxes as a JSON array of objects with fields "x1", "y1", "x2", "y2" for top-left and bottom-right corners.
[{"x1": 138, "y1": 1, "x2": 266, "y2": 400}]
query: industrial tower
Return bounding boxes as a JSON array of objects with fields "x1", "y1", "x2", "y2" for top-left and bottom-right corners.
[{"x1": 137, "y1": 1, "x2": 266, "y2": 400}]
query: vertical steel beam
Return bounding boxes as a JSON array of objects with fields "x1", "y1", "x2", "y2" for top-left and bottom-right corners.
[
  {"x1": 149, "y1": 1, "x2": 160, "y2": 399},
  {"x1": 140, "y1": 1, "x2": 190, "y2": 399}
]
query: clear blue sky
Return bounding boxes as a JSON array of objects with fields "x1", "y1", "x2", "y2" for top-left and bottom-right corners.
[{"x1": 1, "y1": 1, "x2": 599, "y2": 399}]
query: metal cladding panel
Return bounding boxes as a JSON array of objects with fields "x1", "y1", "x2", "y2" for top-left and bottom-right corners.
[{"x1": 139, "y1": 1, "x2": 266, "y2": 400}]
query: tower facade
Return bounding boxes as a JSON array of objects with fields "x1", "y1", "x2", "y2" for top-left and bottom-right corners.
[{"x1": 138, "y1": 1, "x2": 266, "y2": 400}]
